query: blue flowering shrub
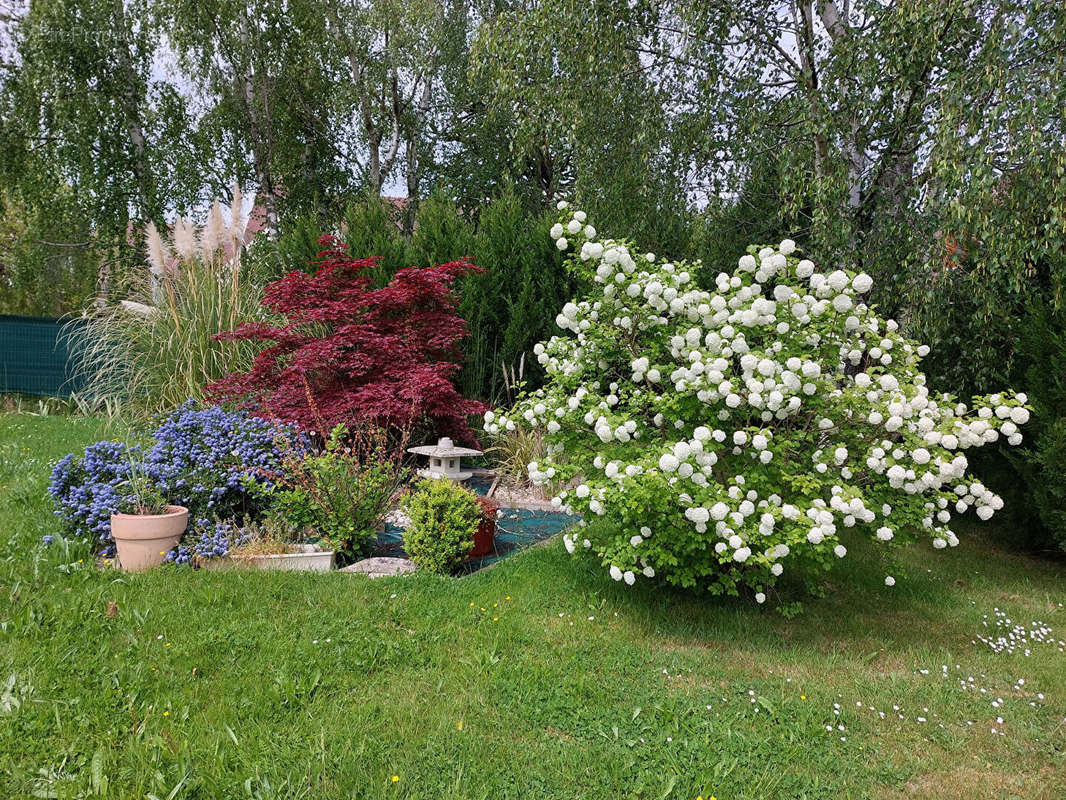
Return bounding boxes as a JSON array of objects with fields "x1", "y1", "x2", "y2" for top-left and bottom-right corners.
[
  {"x1": 48, "y1": 403, "x2": 296, "y2": 558},
  {"x1": 165, "y1": 518, "x2": 248, "y2": 565},
  {"x1": 48, "y1": 441, "x2": 137, "y2": 545},
  {"x1": 144, "y1": 403, "x2": 291, "y2": 521}
]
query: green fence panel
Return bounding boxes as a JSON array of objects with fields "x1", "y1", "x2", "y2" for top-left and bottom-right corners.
[{"x1": 0, "y1": 315, "x2": 85, "y2": 397}]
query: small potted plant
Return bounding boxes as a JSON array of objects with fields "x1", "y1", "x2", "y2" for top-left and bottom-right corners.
[
  {"x1": 228, "y1": 516, "x2": 335, "y2": 572},
  {"x1": 471, "y1": 497, "x2": 499, "y2": 558},
  {"x1": 110, "y1": 462, "x2": 188, "y2": 572}
]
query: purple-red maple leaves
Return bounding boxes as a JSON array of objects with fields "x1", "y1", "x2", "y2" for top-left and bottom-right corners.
[{"x1": 208, "y1": 236, "x2": 486, "y2": 443}]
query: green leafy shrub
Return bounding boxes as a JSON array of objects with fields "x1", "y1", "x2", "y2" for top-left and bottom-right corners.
[
  {"x1": 252, "y1": 195, "x2": 415, "y2": 290},
  {"x1": 251, "y1": 212, "x2": 326, "y2": 283},
  {"x1": 340, "y1": 194, "x2": 414, "y2": 283},
  {"x1": 402, "y1": 479, "x2": 481, "y2": 574},
  {"x1": 462, "y1": 189, "x2": 571, "y2": 401},
  {"x1": 274, "y1": 424, "x2": 408, "y2": 561},
  {"x1": 409, "y1": 192, "x2": 475, "y2": 268},
  {"x1": 411, "y1": 188, "x2": 573, "y2": 401},
  {"x1": 983, "y1": 307, "x2": 1066, "y2": 553},
  {"x1": 906, "y1": 159, "x2": 1066, "y2": 554}
]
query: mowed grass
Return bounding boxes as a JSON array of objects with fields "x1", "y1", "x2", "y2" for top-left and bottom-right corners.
[{"x1": 1, "y1": 414, "x2": 1064, "y2": 799}]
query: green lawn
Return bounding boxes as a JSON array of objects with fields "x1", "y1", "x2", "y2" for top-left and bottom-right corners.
[{"x1": 1, "y1": 413, "x2": 1064, "y2": 799}]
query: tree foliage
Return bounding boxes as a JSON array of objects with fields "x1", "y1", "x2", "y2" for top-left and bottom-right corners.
[{"x1": 209, "y1": 237, "x2": 486, "y2": 442}]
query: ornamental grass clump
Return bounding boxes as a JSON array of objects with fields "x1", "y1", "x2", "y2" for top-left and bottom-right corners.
[
  {"x1": 402, "y1": 479, "x2": 481, "y2": 575},
  {"x1": 486, "y1": 202, "x2": 1031, "y2": 603},
  {"x1": 68, "y1": 184, "x2": 266, "y2": 417}
]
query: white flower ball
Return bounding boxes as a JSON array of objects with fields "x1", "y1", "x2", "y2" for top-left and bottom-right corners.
[{"x1": 658, "y1": 453, "x2": 680, "y2": 472}]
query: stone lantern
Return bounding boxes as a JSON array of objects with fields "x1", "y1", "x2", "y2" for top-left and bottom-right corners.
[{"x1": 407, "y1": 437, "x2": 482, "y2": 481}]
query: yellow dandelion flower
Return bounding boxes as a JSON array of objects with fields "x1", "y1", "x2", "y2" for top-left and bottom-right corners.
[
  {"x1": 457, "y1": 720, "x2": 463, "y2": 730},
  {"x1": 391, "y1": 775, "x2": 399, "y2": 783}
]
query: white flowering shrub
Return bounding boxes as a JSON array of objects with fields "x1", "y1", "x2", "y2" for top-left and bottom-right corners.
[{"x1": 484, "y1": 202, "x2": 1031, "y2": 602}]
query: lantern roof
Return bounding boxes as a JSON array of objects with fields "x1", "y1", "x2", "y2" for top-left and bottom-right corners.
[{"x1": 407, "y1": 437, "x2": 482, "y2": 458}]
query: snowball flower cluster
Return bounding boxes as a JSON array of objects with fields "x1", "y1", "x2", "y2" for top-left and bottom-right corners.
[{"x1": 486, "y1": 204, "x2": 1030, "y2": 603}]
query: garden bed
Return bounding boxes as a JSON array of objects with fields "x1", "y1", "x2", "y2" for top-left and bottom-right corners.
[
  {"x1": 369, "y1": 470, "x2": 579, "y2": 574},
  {"x1": 375, "y1": 504, "x2": 580, "y2": 574}
]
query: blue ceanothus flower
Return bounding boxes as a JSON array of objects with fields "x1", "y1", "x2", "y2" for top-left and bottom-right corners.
[
  {"x1": 144, "y1": 402, "x2": 291, "y2": 522},
  {"x1": 48, "y1": 403, "x2": 299, "y2": 557},
  {"x1": 48, "y1": 441, "x2": 139, "y2": 542}
]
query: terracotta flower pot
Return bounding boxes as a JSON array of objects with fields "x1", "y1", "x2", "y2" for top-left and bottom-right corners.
[
  {"x1": 110, "y1": 505, "x2": 189, "y2": 572},
  {"x1": 470, "y1": 497, "x2": 498, "y2": 558}
]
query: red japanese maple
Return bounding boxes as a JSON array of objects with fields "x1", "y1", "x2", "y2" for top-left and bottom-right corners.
[{"x1": 208, "y1": 236, "x2": 486, "y2": 443}]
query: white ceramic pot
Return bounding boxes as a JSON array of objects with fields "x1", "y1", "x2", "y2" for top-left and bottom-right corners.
[{"x1": 229, "y1": 544, "x2": 336, "y2": 572}]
